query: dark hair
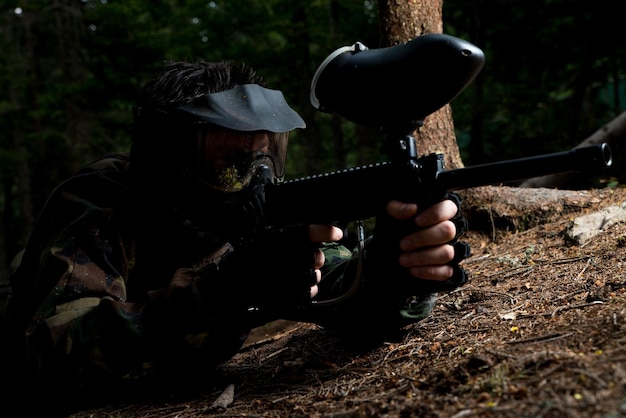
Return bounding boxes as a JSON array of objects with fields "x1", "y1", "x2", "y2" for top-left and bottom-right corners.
[{"x1": 134, "y1": 60, "x2": 263, "y2": 118}]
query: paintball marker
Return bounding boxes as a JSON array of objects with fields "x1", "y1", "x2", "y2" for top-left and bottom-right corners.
[
  {"x1": 262, "y1": 33, "x2": 613, "y2": 227},
  {"x1": 235, "y1": 34, "x2": 612, "y2": 312}
]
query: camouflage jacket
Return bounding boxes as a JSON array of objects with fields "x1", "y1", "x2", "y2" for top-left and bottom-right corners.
[
  {"x1": 3, "y1": 153, "x2": 435, "y2": 405},
  {"x1": 4, "y1": 154, "x2": 356, "y2": 385}
]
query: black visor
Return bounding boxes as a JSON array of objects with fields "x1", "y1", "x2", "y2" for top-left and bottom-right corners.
[{"x1": 177, "y1": 84, "x2": 306, "y2": 133}]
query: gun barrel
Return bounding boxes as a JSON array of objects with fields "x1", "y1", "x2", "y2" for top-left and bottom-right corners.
[
  {"x1": 264, "y1": 143, "x2": 613, "y2": 228},
  {"x1": 437, "y1": 143, "x2": 612, "y2": 191}
]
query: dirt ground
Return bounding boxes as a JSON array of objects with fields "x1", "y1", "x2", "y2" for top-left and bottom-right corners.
[{"x1": 70, "y1": 186, "x2": 626, "y2": 418}]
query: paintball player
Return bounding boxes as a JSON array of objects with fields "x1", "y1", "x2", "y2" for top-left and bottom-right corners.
[{"x1": 0, "y1": 60, "x2": 469, "y2": 413}]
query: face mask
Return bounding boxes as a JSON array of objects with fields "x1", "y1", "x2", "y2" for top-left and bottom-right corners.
[{"x1": 189, "y1": 128, "x2": 289, "y2": 192}]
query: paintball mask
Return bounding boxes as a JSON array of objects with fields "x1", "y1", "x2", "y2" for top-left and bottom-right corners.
[
  {"x1": 311, "y1": 33, "x2": 485, "y2": 133},
  {"x1": 139, "y1": 84, "x2": 307, "y2": 241},
  {"x1": 192, "y1": 128, "x2": 289, "y2": 192},
  {"x1": 176, "y1": 84, "x2": 306, "y2": 192}
]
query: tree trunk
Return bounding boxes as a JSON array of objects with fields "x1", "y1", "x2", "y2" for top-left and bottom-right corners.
[{"x1": 377, "y1": 0, "x2": 464, "y2": 170}]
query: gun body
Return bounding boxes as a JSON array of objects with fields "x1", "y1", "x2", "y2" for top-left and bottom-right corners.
[{"x1": 264, "y1": 143, "x2": 613, "y2": 228}]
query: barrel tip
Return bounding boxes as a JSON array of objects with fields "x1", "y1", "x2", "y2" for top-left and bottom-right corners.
[{"x1": 601, "y1": 143, "x2": 613, "y2": 167}]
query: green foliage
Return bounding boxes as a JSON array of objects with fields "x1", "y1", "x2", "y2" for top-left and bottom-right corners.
[
  {"x1": 1, "y1": 0, "x2": 624, "y2": 275},
  {"x1": 0, "y1": 0, "x2": 380, "y2": 268},
  {"x1": 443, "y1": 0, "x2": 626, "y2": 164}
]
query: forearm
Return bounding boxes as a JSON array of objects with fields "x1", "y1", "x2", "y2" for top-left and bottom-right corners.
[{"x1": 23, "y1": 244, "x2": 250, "y2": 388}]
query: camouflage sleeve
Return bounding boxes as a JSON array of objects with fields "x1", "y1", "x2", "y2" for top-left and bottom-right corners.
[
  {"x1": 12, "y1": 157, "x2": 248, "y2": 400},
  {"x1": 314, "y1": 237, "x2": 437, "y2": 340},
  {"x1": 21, "y1": 220, "x2": 251, "y2": 403}
]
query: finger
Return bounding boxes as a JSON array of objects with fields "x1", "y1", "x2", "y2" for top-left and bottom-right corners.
[
  {"x1": 399, "y1": 221, "x2": 457, "y2": 251},
  {"x1": 408, "y1": 264, "x2": 455, "y2": 281},
  {"x1": 452, "y1": 217, "x2": 469, "y2": 240},
  {"x1": 313, "y1": 248, "x2": 325, "y2": 269},
  {"x1": 386, "y1": 200, "x2": 418, "y2": 220},
  {"x1": 309, "y1": 224, "x2": 343, "y2": 243},
  {"x1": 399, "y1": 244, "x2": 455, "y2": 268},
  {"x1": 309, "y1": 269, "x2": 322, "y2": 298},
  {"x1": 414, "y1": 200, "x2": 458, "y2": 228}
]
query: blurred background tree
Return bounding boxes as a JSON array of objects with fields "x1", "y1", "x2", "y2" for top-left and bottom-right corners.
[{"x1": 0, "y1": 0, "x2": 624, "y2": 279}]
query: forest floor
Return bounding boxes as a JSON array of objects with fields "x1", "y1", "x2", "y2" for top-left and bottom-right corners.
[{"x1": 70, "y1": 186, "x2": 626, "y2": 418}]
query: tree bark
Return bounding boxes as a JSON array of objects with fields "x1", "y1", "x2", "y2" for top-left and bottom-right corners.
[{"x1": 377, "y1": 0, "x2": 464, "y2": 170}]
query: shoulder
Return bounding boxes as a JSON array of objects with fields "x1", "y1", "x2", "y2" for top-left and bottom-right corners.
[
  {"x1": 78, "y1": 152, "x2": 130, "y2": 178},
  {"x1": 61, "y1": 153, "x2": 131, "y2": 197},
  {"x1": 39, "y1": 153, "x2": 132, "y2": 216}
]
